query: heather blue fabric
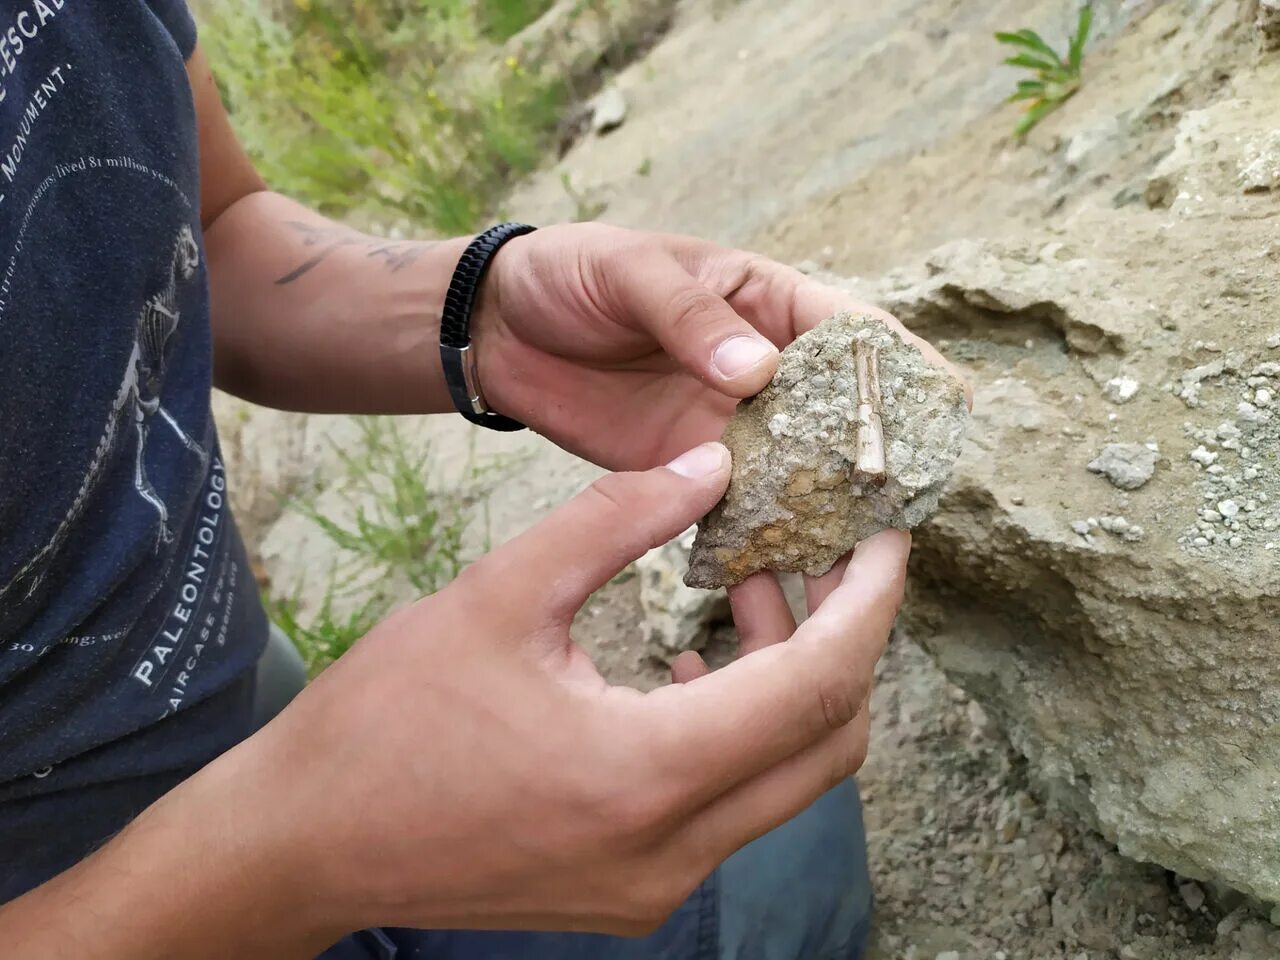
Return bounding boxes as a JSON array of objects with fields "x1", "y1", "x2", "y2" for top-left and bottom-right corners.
[
  {"x1": 0, "y1": 0, "x2": 268, "y2": 900},
  {"x1": 321, "y1": 780, "x2": 873, "y2": 960}
]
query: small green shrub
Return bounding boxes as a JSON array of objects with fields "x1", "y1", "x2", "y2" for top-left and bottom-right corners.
[
  {"x1": 197, "y1": 1, "x2": 566, "y2": 232},
  {"x1": 264, "y1": 586, "x2": 387, "y2": 677},
  {"x1": 265, "y1": 417, "x2": 510, "y2": 675},
  {"x1": 997, "y1": 4, "x2": 1093, "y2": 139}
]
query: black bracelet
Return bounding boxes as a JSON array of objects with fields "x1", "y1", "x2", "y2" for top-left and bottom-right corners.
[{"x1": 439, "y1": 222, "x2": 537, "y2": 431}]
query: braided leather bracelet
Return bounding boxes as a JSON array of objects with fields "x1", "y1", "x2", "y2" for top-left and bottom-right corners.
[{"x1": 439, "y1": 222, "x2": 537, "y2": 431}]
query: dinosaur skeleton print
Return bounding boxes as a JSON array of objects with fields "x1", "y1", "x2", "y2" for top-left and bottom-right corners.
[{"x1": 0, "y1": 225, "x2": 209, "y2": 608}]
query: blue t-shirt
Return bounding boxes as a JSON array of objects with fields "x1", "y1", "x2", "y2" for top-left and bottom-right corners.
[{"x1": 0, "y1": 0, "x2": 267, "y2": 900}]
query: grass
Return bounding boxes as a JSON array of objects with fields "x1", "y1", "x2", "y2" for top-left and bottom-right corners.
[
  {"x1": 195, "y1": 0, "x2": 567, "y2": 233},
  {"x1": 559, "y1": 170, "x2": 609, "y2": 221},
  {"x1": 264, "y1": 417, "x2": 509, "y2": 676},
  {"x1": 997, "y1": 4, "x2": 1093, "y2": 139}
]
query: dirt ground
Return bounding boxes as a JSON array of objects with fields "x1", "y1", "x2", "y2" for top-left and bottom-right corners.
[{"x1": 219, "y1": 0, "x2": 1280, "y2": 955}]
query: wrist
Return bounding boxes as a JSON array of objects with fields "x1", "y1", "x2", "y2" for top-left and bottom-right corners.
[
  {"x1": 469, "y1": 232, "x2": 531, "y2": 425},
  {"x1": 0, "y1": 736, "x2": 340, "y2": 959}
]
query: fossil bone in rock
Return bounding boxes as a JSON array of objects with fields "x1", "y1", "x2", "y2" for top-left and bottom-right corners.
[{"x1": 685, "y1": 312, "x2": 968, "y2": 589}]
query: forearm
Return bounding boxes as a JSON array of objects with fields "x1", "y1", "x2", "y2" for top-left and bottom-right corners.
[
  {"x1": 0, "y1": 747, "x2": 335, "y2": 959},
  {"x1": 206, "y1": 190, "x2": 470, "y2": 414}
]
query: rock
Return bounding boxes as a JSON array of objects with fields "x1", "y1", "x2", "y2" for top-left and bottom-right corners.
[
  {"x1": 1087, "y1": 443, "x2": 1158, "y2": 490},
  {"x1": 1258, "y1": 0, "x2": 1280, "y2": 50},
  {"x1": 1146, "y1": 98, "x2": 1280, "y2": 215},
  {"x1": 637, "y1": 527, "x2": 728, "y2": 657},
  {"x1": 876, "y1": 238, "x2": 1141, "y2": 356},
  {"x1": 590, "y1": 86, "x2": 628, "y2": 134},
  {"x1": 1239, "y1": 130, "x2": 1280, "y2": 193},
  {"x1": 686, "y1": 313, "x2": 968, "y2": 589},
  {"x1": 876, "y1": 237, "x2": 1280, "y2": 906},
  {"x1": 1105, "y1": 376, "x2": 1140, "y2": 404},
  {"x1": 1177, "y1": 882, "x2": 1205, "y2": 912}
]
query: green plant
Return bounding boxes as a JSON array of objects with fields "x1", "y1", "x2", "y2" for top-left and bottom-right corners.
[
  {"x1": 265, "y1": 585, "x2": 388, "y2": 677},
  {"x1": 559, "y1": 171, "x2": 609, "y2": 221},
  {"x1": 997, "y1": 4, "x2": 1093, "y2": 138},
  {"x1": 196, "y1": 1, "x2": 566, "y2": 232},
  {"x1": 264, "y1": 417, "x2": 513, "y2": 675},
  {"x1": 297, "y1": 418, "x2": 483, "y2": 594}
]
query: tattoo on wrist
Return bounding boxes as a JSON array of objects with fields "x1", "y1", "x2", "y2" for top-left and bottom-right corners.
[{"x1": 275, "y1": 220, "x2": 438, "y2": 285}]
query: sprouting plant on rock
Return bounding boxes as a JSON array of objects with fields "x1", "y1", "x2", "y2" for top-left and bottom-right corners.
[{"x1": 997, "y1": 4, "x2": 1093, "y2": 139}]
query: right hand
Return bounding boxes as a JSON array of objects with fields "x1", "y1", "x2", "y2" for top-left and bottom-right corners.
[{"x1": 170, "y1": 441, "x2": 909, "y2": 944}]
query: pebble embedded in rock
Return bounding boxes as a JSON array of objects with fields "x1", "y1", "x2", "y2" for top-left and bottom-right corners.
[
  {"x1": 1105, "y1": 376, "x2": 1140, "y2": 403},
  {"x1": 1178, "y1": 882, "x2": 1206, "y2": 912},
  {"x1": 686, "y1": 313, "x2": 969, "y2": 589},
  {"x1": 1087, "y1": 442, "x2": 1158, "y2": 491}
]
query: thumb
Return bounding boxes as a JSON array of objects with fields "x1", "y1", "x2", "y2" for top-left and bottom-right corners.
[
  {"x1": 614, "y1": 252, "x2": 779, "y2": 398},
  {"x1": 482, "y1": 442, "x2": 732, "y2": 622}
]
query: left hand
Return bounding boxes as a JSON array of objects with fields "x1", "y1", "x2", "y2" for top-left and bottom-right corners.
[{"x1": 476, "y1": 223, "x2": 965, "y2": 470}]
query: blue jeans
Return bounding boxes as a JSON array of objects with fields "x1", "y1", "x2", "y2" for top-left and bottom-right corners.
[{"x1": 257, "y1": 628, "x2": 873, "y2": 960}]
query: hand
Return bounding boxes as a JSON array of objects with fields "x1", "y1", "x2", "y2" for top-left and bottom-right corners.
[
  {"x1": 174, "y1": 443, "x2": 908, "y2": 944},
  {"x1": 476, "y1": 223, "x2": 966, "y2": 470}
]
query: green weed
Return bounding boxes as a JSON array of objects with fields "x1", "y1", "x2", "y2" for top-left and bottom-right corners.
[
  {"x1": 298, "y1": 418, "x2": 488, "y2": 594},
  {"x1": 196, "y1": 1, "x2": 566, "y2": 233},
  {"x1": 997, "y1": 4, "x2": 1093, "y2": 139},
  {"x1": 559, "y1": 171, "x2": 609, "y2": 221},
  {"x1": 265, "y1": 417, "x2": 510, "y2": 675},
  {"x1": 264, "y1": 585, "x2": 388, "y2": 677}
]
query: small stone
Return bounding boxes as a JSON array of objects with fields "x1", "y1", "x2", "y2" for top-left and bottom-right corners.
[
  {"x1": 1229, "y1": 535, "x2": 1244, "y2": 548},
  {"x1": 1202, "y1": 509, "x2": 1222, "y2": 523},
  {"x1": 1193, "y1": 536, "x2": 1210, "y2": 546},
  {"x1": 1219, "y1": 499, "x2": 1241, "y2": 518},
  {"x1": 589, "y1": 86, "x2": 628, "y2": 135},
  {"x1": 1267, "y1": 333, "x2": 1280, "y2": 349},
  {"x1": 1105, "y1": 376, "x2": 1140, "y2": 403},
  {"x1": 1190, "y1": 446, "x2": 1218, "y2": 466},
  {"x1": 1071, "y1": 520, "x2": 1091, "y2": 536},
  {"x1": 1088, "y1": 443, "x2": 1158, "y2": 491},
  {"x1": 1255, "y1": 388, "x2": 1274, "y2": 406},
  {"x1": 687, "y1": 313, "x2": 968, "y2": 588},
  {"x1": 637, "y1": 528, "x2": 729, "y2": 657},
  {"x1": 1179, "y1": 882, "x2": 1206, "y2": 911}
]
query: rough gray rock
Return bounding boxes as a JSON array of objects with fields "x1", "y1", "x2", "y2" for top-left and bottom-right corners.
[
  {"x1": 1087, "y1": 442, "x2": 1158, "y2": 490},
  {"x1": 867, "y1": 236, "x2": 1280, "y2": 905},
  {"x1": 590, "y1": 86, "x2": 628, "y2": 134},
  {"x1": 636, "y1": 527, "x2": 728, "y2": 658},
  {"x1": 1258, "y1": 0, "x2": 1280, "y2": 50},
  {"x1": 686, "y1": 313, "x2": 968, "y2": 589}
]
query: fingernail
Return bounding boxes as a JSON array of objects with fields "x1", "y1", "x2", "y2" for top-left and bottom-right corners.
[
  {"x1": 666, "y1": 442, "x2": 729, "y2": 479},
  {"x1": 712, "y1": 336, "x2": 776, "y2": 379}
]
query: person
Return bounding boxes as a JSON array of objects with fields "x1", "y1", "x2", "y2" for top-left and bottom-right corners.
[{"x1": 0, "y1": 3, "x2": 960, "y2": 957}]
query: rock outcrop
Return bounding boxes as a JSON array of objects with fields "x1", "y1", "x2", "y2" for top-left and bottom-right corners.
[{"x1": 870, "y1": 232, "x2": 1280, "y2": 904}]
